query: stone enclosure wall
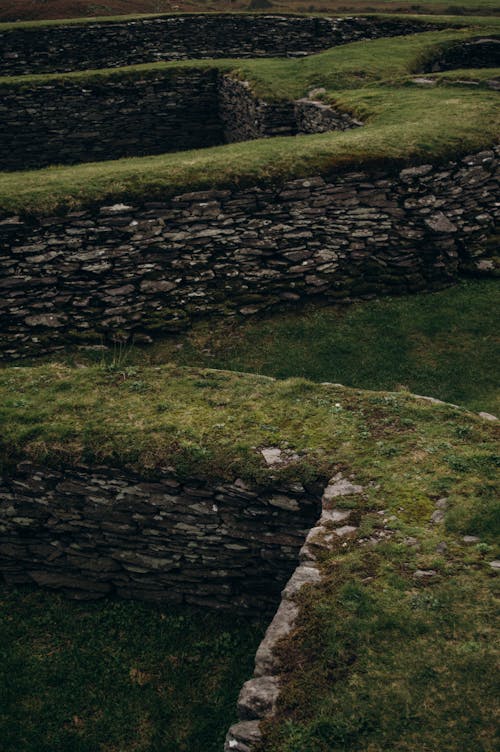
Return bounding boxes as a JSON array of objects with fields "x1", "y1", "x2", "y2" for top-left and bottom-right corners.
[
  {"x1": 0, "y1": 15, "x2": 437, "y2": 75},
  {"x1": 0, "y1": 148, "x2": 498, "y2": 359},
  {"x1": 0, "y1": 461, "x2": 322, "y2": 612},
  {"x1": 423, "y1": 36, "x2": 500, "y2": 72},
  {"x1": 0, "y1": 71, "x2": 360, "y2": 171}
]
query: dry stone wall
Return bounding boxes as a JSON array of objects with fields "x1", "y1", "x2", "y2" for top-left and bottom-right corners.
[
  {"x1": 0, "y1": 69, "x2": 225, "y2": 171},
  {"x1": 423, "y1": 37, "x2": 500, "y2": 72},
  {"x1": 0, "y1": 15, "x2": 437, "y2": 76},
  {"x1": 0, "y1": 461, "x2": 322, "y2": 612},
  {"x1": 0, "y1": 148, "x2": 498, "y2": 360},
  {"x1": 219, "y1": 75, "x2": 362, "y2": 143},
  {"x1": 0, "y1": 71, "x2": 360, "y2": 171}
]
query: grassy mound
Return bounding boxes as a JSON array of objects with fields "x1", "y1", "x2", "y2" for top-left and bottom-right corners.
[
  {"x1": 109, "y1": 279, "x2": 498, "y2": 415},
  {"x1": 1, "y1": 363, "x2": 498, "y2": 749}
]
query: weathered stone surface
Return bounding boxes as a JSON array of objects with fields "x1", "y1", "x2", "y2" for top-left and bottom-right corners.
[
  {"x1": 2, "y1": 147, "x2": 496, "y2": 360},
  {"x1": 322, "y1": 473, "x2": 364, "y2": 502},
  {"x1": 0, "y1": 15, "x2": 438, "y2": 76},
  {"x1": 237, "y1": 676, "x2": 281, "y2": 720},
  {"x1": 254, "y1": 599, "x2": 300, "y2": 676},
  {"x1": 224, "y1": 720, "x2": 262, "y2": 752},
  {"x1": 0, "y1": 463, "x2": 321, "y2": 612}
]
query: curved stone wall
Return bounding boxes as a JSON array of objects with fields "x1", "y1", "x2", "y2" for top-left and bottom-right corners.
[
  {"x1": 0, "y1": 14, "x2": 437, "y2": 75},
  {"x1": 0, "y1": 147, "x2": 497, "y2": 360}
]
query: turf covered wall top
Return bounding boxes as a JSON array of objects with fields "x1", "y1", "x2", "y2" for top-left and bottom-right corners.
[{"x1": 1, "y1": 148, "x2": 497, "y2": 360}]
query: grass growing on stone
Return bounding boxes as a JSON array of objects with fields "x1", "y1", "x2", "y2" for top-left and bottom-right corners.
[
  {"x1": 0, "y1": 587, "x2": 265, "y2": 752},
  {"x1": 0, "y1": 22, "x2": 498, "y2": 214},
  {"x1": 262, "y1": 527, "x2": 499, "y2": 751}
]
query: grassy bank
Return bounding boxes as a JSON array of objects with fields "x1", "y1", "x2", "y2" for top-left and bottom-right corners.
[
  {"x1": 62, "y1": 280, "x2": 498, "y2": 415},
  {"x1": 0, "y1": 587, "x2": 265, "y2": 752},
  {"x1": 262, "y1": 509, "x2": 499, "y2": 751},
  {"x1": 1, "y1": 364, "x2": 498, "y2": 750},
  {"x1": 0, "y1": 22, "x2": 498, "y2": 215}
]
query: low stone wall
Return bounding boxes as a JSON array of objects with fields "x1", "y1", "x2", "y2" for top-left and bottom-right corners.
[
  {"x1": 423, "y1": 37, "x2": 500, "y2": 72},
  {"x1": 0, "y1": 15, "x2": 437, "y2": 76},
  {"x1": 0, "y1": 461, "x2": 322, "y2": 612},
  {"x1": 225, "y1": 473, "x2": 365, "y2": 751},
  {"x1": 0, "y1": 69, "x2": 224, "y2": 171},
  {"x1": 0, "y1": 71, "x2": 360, "y2": 171},
  {"x1": 0, "y1": 148, "x2": 497, "y2": 360},
  {"x1": 219, "y1": 75, "x2": 361, "y2": 143}
]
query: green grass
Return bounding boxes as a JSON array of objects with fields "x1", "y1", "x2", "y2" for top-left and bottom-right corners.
[
  {"x1": 1, "y1": 360, "x2": 498, "y2": 482},
  {"x1": 0, "y1": 587, "x2": 265, "y2": 752},
  {"x1": 67, "y1": 279, "x2": 498, "y2": 415},
  {"x1": 0, "y1": 7, "x2": 498, "y2": 30},
  {"x1": 262, "y1": 533, "x2": 499, "y2": 751},
  {"x1": 0, "y1": 363, "x2": 498, "y2": 752},
  {"x1": 0, "y1": 23, "x2": 498, "y2": 214}
]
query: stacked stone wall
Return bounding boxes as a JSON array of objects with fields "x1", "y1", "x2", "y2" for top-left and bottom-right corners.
[
  {"x1": 219, "y1": 75, "x2": 361, "y2": 144},
  {"x1": 0, "y1": 70, "x2": 223, "y2": 171},
  {"x1": 0, "y1": 72, "x2": 361, "y2": 171},
  {"x1": 0, "y1": 148, "x2": 497, "y2": 359},
  {"x1": 0, "y1": 461, "x2": 321, "y2": 612},
  {"x1": 0, "y1": 15, "x2": 437, "y2": 76}
]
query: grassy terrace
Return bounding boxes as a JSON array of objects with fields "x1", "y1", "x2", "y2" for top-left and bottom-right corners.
[
  {"x1": 1, "y1": 363, "x2": 499, "y2": 749},
  {"x1": 0, "y1": 8, "x2": 499, "y2": 750},
  {"x1": 0, "y1": 17, "x2": 498, "y2": 214},
  {"x1": 82, "y1": 279, "x2": 497, "y2": 415}
]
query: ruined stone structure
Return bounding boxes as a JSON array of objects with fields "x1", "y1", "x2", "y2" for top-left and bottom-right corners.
[
  {"x1": 0, "y1": 72, "x2": 360, "y2": 171},
  {"x1": 1, "y1": 148, "x2": 497, "y2": 359},
  {"x1": 0, "y1": 461, "x2": 322, "y2": 611},
  {"x1": 0, "y1": 14, "x2": 437, "y2": 75}
]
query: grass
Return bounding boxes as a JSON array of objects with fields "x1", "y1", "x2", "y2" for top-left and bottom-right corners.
[
  {"x1": 0, "y1": 10, "x2": 499, "y2": 750},
  {"x1": 0, "y1": 587, "x2": 265, "y2": 752},
  {"x1": 56, "y1": 279, "x2": 498, "y2": 415},
  {"x1": 262, "y1": 532, "x2": 499, "y2": 751},
  {"x1": 0, "y1": 362, "x2": 498, "y2": 752},
  {"x1": 1, "y1": 3, "x2": 499, "y2": 28},
  {"x1": 1, "y1": 360, "x2": 498, "y2": 482},
  {"x1": 0, "y1": 22, "x2": 498, "y2": 214}
]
